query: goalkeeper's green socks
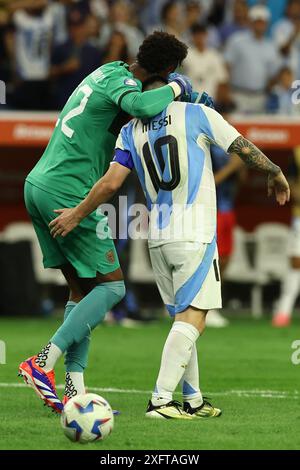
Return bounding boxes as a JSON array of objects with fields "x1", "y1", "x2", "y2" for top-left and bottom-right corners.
[
  {"x1": 37, "y1": 281, "x2": 125, "y2": 373},
  {"x1": 63, "y1": 300, "x2": 90, "y2": 373},
  {"x1": 63, "y1": 301, "x2": 88, "y2": 396}
]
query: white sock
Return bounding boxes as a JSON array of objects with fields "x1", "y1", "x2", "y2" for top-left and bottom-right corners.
[
  {"x1": 152, "y1": 321, "x2": 199, "y2": 406},
  {"x1": 181, "y1": 343, "x2": 203, "y2": 408},
  {"x1": 35, "y1": 342, "x2": 63, "y2": 372},
  {"x1": 65, "y1": 372, "x2": 85, "y2": 398},
  {"x1": 276, "y1": 269, "x2": 300, "y2": 317}
]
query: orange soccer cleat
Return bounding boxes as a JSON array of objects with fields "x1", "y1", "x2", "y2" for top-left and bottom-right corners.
[{"x1": 18, "y1": 356, "x2": 63, "y2": 413}]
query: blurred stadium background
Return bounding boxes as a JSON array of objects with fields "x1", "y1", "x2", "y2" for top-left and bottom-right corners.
[{"x1": 0, "y1": 0, "x2": 299, "y2": 325}]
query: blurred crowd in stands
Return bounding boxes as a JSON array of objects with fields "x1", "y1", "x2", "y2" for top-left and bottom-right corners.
[{"x1": 0, "y1": 0, "x2": 300, "y2": 114}]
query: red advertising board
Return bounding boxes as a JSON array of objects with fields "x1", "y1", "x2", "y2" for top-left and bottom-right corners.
[{"x1": 0, "y1": 112, "x2": 300, "y2": 149}]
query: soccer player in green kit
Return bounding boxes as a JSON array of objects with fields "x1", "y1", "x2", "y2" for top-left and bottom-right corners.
[{"x1": 18, "y1": 32, "x2": 194, "y2": 413}]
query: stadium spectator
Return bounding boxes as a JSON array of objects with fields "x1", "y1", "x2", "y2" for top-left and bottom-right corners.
[
  {"x1": 225, "y1": 5, "x2": 282, "y2": 113},
  {"x1": 137, "y1": 0, "x2": 165, "y2": 33},
  {"x1": 183, "y1": 23, "x2": 228, "y2": 98},
  {"x1": 0, "y1": 0, "x2": 295, "y2": 114},
  {"x1": 56, "y1": 0, "x2": 91, "y2": 16},
  {"x1": 219, "y1": 0, "x2": 249, "y2": 44},
  {"x1": 185, "y1": 0, "x2": 203, "y2": 29},
  {"x1": 103, "y1": 29, "x2": 130, "y2": 63},
  {"x1": 198, "y1": 0, "x2": 217, "y2": 21},
  {"x1": 96, "y1": 0, "x2": 144, "y2": 59},
  {"x1": 108, "y1": 1, "x2": 144, "y2": 58},
  {"x1": 10, "y1": 0, "x2": 57, "y2": 110},
  {"x1": 89, "y1": 0, "x2": 109, "y2": 21},
  {"x1": 184, "y1": 0, "x2": 221, "y2": 49},
  {"x1": 207, "y1": 0, "x2": 227, "y2": 26},
  {"x1": 247, "y1": 0, "x2": 288, "y2": 28},
  {"x1": 48, "y1": 0, "x2": 69, "y2": 45},
  {"x1": 159, "y1": 1, "x2": 186, "y2": 38},
  {"x1": 85, "y1": 8, "x2": 102, "y2": 45},
  {"x1": 267, "y1": 66, "x2": 300, "y2": 114},
  {"x1": 51, "y1": 7, "x2": 102, "y2": 109},
  {"x1": 272, "y1": 0, "x2": 300, "y2": 78}
]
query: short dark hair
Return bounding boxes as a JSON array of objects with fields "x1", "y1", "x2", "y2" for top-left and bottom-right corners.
[
  {"x1": 137, "y1": 31, "x2": 188, "y2": 74},
  {"x1": 190, "y1": 23, "x2": 207, "y2": 35},
  {"x1": 67, "y1": 8, "x2": 88, "y2": 27}
]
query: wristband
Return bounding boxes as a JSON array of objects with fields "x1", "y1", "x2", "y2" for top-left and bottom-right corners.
[{"x1": 168, "y1": 82, "x2": 182, "y2": 99}]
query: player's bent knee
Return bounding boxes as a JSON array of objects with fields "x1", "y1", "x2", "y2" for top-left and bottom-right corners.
[
  {"x1": 68, "y1": 281, "x2": 127, "y2": 344},
  {"x1": 98, "y1": 280, "x2": 126, "y2": 302},
  {"x1": 94, "y1": 280, "x2": 126, "y2": 308},
  {"x1": 111, "y1": 280, "x2": 126, "y2": 304},
  {"x1": 92, "y1": 281, "x2": 126, "y2": 325}
]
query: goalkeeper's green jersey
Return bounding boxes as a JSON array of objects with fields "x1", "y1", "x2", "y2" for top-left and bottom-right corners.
[{"x1": 27, "y1": 61, "x2": 175, "y2": 200}]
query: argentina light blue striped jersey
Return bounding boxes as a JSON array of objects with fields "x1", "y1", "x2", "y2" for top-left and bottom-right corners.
[{"x1": 113, "y1": 102, "x2": 240, "y2": 246}]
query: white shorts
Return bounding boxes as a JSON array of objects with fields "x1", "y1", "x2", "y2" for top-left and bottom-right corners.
[
  {"x1": 149, "y1": 237, "x2": 222, "y2": 317},
  {"x1": 289, "y1": 217, "x2": 300, "y2": 258}
]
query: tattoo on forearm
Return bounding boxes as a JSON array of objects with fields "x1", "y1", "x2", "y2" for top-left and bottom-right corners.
[{"x1": 228, "y1": 136, "x2": 280, "y2": 175}]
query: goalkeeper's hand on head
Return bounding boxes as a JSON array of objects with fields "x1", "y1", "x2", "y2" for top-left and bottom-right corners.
[
  {"x1": 168, "y1": 72, "x2": 193, "y2": 99},
  {"x1": 168, "y1": 72, "x2": 215, "y2": 109}
]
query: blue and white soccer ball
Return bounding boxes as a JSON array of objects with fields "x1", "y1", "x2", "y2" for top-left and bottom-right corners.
[{"x1": 61, "y1": 393, "x2": 114, "y2": 443}]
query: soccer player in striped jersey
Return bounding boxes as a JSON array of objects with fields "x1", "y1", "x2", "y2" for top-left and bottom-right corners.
[{"x1": 50, "y1": 77, "x2": 290, "y2": 420}]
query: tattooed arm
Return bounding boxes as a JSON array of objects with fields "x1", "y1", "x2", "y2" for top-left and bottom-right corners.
[
  {"x1": 228, "y1": 136, "x2": 290, "y2": 206},
  {"x1": 228, "y1": 136, "x2": 280, "y2": 175}
]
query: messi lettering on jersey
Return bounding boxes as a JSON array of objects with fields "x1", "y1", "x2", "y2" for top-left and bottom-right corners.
[{"x1": 142, "y1": 115, "x2": 172, "y2": 133}]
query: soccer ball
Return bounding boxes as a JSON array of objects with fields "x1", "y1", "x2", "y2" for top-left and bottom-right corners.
[{"x1": 61, "y1": 393, "x2": 114, "y2": 443}]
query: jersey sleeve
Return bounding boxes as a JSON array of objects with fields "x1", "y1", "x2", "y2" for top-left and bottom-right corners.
[
  {"x1": 119, "y1": 86, "x2": 176, "y2": 119},
  {"x1": 112, "y1": 126, "x2": 134, "y2": 170},
  {"x1": 200, "y1": 105, "x2": 241, "y2": 152},
  {"x1": 107, "y1": 74, "x2": 143, "y2": 108},
  {"x1": 107, "y1": 73, "x2": 177, "y2": 119}
]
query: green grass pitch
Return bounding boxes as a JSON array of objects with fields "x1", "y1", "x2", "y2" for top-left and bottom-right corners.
[{"x1": 0, "y1": 316, "x2": 299, "y2": 450}]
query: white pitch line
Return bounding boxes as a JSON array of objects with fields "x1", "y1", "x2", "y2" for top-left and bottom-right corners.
[{"x1": 0, "y1": 383, "x2": 298, "y2": 399}]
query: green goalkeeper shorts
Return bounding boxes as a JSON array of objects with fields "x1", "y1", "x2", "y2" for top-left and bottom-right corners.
[{"x1": 24, "y1": 181, "x2": 120, "y2": 278}]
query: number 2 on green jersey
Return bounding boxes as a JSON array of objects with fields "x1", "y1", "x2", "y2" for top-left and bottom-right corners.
[{"x1": 58, "y1": 84, "x2": 93, "y2": 138}]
